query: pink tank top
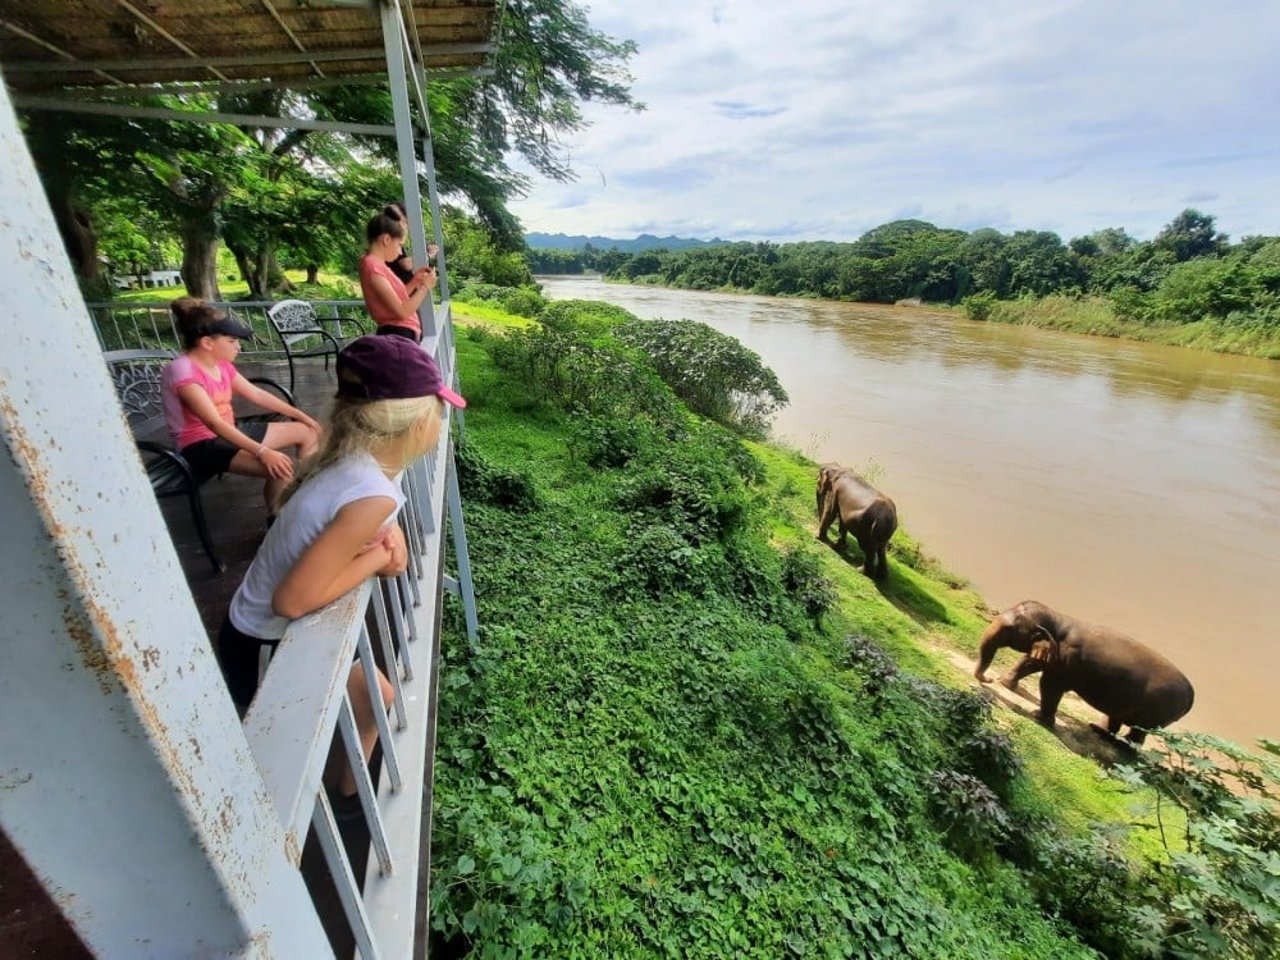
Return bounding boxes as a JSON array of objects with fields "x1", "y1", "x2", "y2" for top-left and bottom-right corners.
[
  {"x1": 161, "y1": 355, "x2": 237, "y2": 449},
  {"x1": 359, "y1": 254, "x2": 421, "y2": 337}
]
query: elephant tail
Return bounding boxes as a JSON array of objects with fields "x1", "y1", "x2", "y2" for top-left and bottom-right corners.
[{"x1": 869, "y1": 500, "x2": 898, "y2": 542}]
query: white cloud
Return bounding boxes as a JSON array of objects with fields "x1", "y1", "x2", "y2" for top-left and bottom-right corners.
[{"x1": 511, "y1": 0, "x2": 1280, "y2": 242}]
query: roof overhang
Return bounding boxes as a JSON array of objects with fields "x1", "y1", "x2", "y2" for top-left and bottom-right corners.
[{"x1": 0, "y1": 0, "x2": 499, "y2": 95}]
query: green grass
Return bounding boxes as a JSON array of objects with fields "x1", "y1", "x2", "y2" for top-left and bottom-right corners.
[
  {"x1": 452, "y1": 299, "x2": 537, "y2": 330},
  {"x1": 101, "y1": 269, "x2": 360, "y2": 304},
  {"x1": 425, "y1": 307, "x2": 1186, "y2": 957}
]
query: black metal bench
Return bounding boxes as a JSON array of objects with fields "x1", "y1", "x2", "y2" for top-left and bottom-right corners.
[{"x1": 103, "y1": 349, "x2": 296, "y2": 574}]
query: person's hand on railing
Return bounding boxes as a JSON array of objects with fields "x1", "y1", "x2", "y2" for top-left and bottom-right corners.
[{"x1": 357, "y1": 523, "x2": 408, "y2": 578}]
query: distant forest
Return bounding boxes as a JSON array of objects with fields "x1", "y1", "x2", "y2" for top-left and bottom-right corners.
[
  {"x1": 526, "y1": 231, "x2": 724, "y2": 253},
  {"x1": 527, "y1": 211, "x2": 1280, "y2": 335}
]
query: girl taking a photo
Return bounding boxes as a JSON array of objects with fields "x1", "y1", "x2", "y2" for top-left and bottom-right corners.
[{"x1": 358, "y1": 208, "x2": 437, "y2": 343}]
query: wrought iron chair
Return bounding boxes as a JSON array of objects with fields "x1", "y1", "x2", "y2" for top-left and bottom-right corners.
[
  {"x1": 104, "y1": 349, "x2": 297, "y2": 574},
  {"x1": 267, "y1": 299, "x2": 367, "y2": 393}
]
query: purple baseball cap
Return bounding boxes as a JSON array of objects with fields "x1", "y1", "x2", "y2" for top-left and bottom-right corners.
[{"x1": 335, "y1": 334, "x2": 466, "y2": 408}]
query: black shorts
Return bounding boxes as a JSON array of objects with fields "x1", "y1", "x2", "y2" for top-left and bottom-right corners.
[
  {"x1": 216, "y1": 616, "x2": 278, "y2": 716},
  {"x1": 179, "y1": 421, "x2": 269, "y2": 483},
  {"x1": 376, "y1": 324, "x2": 421, "y2": 343}
]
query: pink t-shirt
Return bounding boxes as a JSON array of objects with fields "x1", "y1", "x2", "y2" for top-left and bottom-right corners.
[
  {"x1": 359, "y1": 254, "x2": 420, "y2": 337},
  {"x1": 162, "y1": 355, "x2": 238, "y2": 449}
]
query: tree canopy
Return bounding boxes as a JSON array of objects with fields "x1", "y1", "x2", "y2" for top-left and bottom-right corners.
[{"x1": 23, "y1": 0, "x2": 639, "y2": 299}]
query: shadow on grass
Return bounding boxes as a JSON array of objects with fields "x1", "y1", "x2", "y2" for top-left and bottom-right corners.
[
  {"x1": 991, "y1": 681, "x2": 1137, "y2": 768},
  {"x1": 819, "y1": 534, "x2": 952, "y2": 626},
  {"x1": 877, "y1": 564, "x2": 951, "y2": 627}
]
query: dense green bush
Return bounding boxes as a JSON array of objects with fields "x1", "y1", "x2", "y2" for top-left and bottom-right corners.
[
  {"x1": 486, "y1": 323, "x2": 677, "y2": 420},
  {"x1": 454, "y1": 440, "x2": 542, "y2": 513},
  {"x1": 1113, "y1": 733, "x2": 1280, "y2": 959},
  {"x1": 540, "y1": 298, "x2": 641, "y2": 337},
  {"x1": 779, "y1": 546, "x2": 838, "y2": 622},
  {"x1": 568, "y1": 412, "x2": 665, "y2": 469},
  {"x1": 961, "y1": 290, "x2": 997, "y2": 321},
  {"x1": 613, "y1": 435, "x2": 750, "y2": 545},
  {"x1": 616, "y1": 318, "x2": 789, "y2": 437},
  {"x1": 455, "y1": 281, "x2": 547, "y2": 318}
]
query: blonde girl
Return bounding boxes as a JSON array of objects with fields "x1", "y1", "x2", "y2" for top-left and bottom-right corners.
[{"x1": 218, "y1": 335, "x2": 465, "y2": 799}]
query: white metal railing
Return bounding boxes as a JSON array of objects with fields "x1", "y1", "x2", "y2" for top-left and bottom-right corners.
[
  {"x1": 241, "y1": 324, "x2": 474, "y2": 957},
  {"x1": 85, "y1": 298, "x2": 372, "y2": 356}
]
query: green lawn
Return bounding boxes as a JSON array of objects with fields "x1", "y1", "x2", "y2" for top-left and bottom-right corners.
[{"x1": 102, "y1": 269, "x2": 360, "y2": 305}]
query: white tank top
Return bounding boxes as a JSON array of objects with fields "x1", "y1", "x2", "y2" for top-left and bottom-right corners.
[{"x1": 229, "y1": 452, "x2": 405, "y2": 639}]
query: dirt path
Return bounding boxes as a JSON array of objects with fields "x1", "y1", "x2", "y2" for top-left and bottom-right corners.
[{"x1": 934, "y1": 642, "x2": 1138, "y2": 767}]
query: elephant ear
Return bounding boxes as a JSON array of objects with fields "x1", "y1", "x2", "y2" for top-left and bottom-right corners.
[{"x1": 1028, "y1": 625, "x2": 1057, "y2": 664}]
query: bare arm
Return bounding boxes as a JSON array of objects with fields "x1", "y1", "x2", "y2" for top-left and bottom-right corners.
[
  {"x1": 367, "y1": 270, "x2": 435, "y2": 321},
  {"x1": 177, "y1": 382, "x2": 269, "y2": 457},
  {"x1": 231, "y1": 374, "x2": 321, "y2": 432},
  {"x1": 272, "y1": 496, "x2": 399, "y2": 620}
]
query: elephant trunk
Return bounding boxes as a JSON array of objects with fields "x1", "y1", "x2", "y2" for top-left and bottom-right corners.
[{"x1": 974, "y1": 621, "x2": 1003, "y2": 683}]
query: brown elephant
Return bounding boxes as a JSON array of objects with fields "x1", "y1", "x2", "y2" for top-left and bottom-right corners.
[
  {"x1": 974, "y1": 600, "x2": 1194, "y2": 744},
  {"x1": 815, "y1": 463, "x2": 898, "y2": 580}
]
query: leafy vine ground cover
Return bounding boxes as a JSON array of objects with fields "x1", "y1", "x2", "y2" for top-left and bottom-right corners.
[{"x1": 429, "y1": 302, "x2": 1277, "y2": 958}]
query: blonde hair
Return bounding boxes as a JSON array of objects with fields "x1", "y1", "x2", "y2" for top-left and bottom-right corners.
[{"x1": 278, "y1": 395, "x2": 442, "y2": 507}]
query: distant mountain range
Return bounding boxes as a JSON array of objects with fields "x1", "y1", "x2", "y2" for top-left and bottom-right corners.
[{"x1": 525, "y1": 232, "x2": 727, "y2": 252}]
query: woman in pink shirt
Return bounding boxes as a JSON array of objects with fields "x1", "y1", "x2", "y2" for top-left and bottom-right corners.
[
  {"x1": 358, "y1": 208, "x2": 437, "y2": 342},
  {"x1": 162, "y1": 298, "x2": 321, "y2": 517}
]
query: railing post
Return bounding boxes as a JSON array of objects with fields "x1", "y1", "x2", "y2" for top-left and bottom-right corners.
[
  {"x1": 446, "y1": 440, "x2": 480, "y2": 642},
  {"x1": 0, "y1": 82, "x2": 330, "y2": 958},
  {"x1": 381, "y1": 0, "x2": 435, "y2": 339}
]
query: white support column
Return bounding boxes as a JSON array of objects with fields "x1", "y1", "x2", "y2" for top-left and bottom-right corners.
[
  {"x1": 381, "y1": 0, "x2": 436, "y2": 341},
  {"x1": 421, "y1": 132, "x2": 451, "y2": 302},
  {"x1": 0, "y1": 84, "x2": 330, "y2": 958}
]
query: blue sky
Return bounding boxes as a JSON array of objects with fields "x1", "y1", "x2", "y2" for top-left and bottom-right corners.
[{"x1": 508, "y1": 0, "x2": 1280, "y2": 244}]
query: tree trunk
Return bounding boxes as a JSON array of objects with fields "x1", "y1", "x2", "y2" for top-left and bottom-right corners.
[
  {"x1": 306, "y1": 264, "x2": 319, "y2": 284},
  {"x1": 44, "y1": 186, "x2": 99, "y2": 280},
  {"x1": 179, "y1": 210, "x2": 221, "y2": 300},
  {"x1": 230, "y1": 244, "x2": 260, "y2": 298},
  {"x1": 263, "y1": 246, "x2": 292, "y2": 296}
]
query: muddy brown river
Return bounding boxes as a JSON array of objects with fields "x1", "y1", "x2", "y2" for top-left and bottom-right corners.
[{"x1": 538, "y1": 275, "x2": 1280, "y2": 747}]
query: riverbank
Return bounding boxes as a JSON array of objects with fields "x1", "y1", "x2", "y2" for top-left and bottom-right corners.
[
  {"x1": 954, "y1": 293, "x2": 1280, "y2": 360},
  {"x1": 440, "y1": 299, "x2": 1277, "y2": 958},
  {"x1": 584, "y1": 274, "x2": 1280, "y2": 360},
  {"x1": 537, "y1": 274, "x2": 1280, "y2": 748}
]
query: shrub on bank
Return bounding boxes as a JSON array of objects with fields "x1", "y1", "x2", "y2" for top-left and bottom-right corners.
[
  {"x1": 454, "y1": 281, "x2": 547, "y2": 319},
  {"x1": 615, "y1": 317, "x2": 790, "y2": 438}
]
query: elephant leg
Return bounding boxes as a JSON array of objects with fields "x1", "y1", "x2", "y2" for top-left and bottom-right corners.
[
  {"x1": 817, "y1": 501, "x2": 834, "y2": 543},
  {"x1": 853, "y1": 532, "x2": 873, "y2": 570},
  {"x1": 873, "y1": 544, "x2": 889, "y2": 581},
  {"x1": 1124, "y1": 727, "x2": 1148, "y2": 747},
  {"x1": 1035, "y1": 676, "x2": 1067, "y2": 729},
  {"x1": 997, "y1": 654, "x2": 1044, "y2": 692},
  {"x1": 1088, "y1": 716, "x2": 1123, "y2": 739},
  {"x1": 836, "y1": 520, "x2": 850, "y2": 553}
]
